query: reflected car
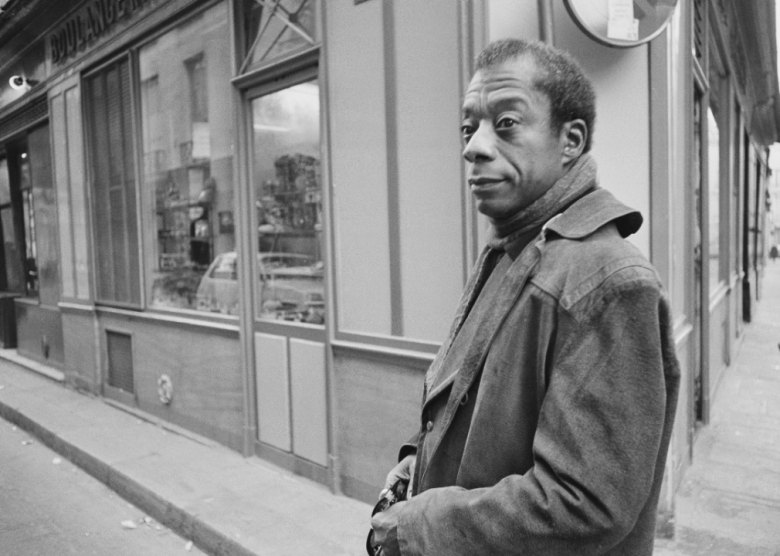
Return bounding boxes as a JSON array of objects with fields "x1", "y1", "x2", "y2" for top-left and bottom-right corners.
[{"x1": 195, "y1": 252, "x2": 325, "y2": 323}]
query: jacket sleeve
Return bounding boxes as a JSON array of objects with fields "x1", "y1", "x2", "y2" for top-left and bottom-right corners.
[{"x1": 396, "y1": 273, "x2": 679, "y2": 555}]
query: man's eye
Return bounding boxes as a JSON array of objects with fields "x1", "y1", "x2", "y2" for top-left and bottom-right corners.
[
  {"x1": 496, "y1": 117, "x2": 517, "y2": 129},
  {"x1": 461, "y1": 124, "x2": 475, "y2": 138}
]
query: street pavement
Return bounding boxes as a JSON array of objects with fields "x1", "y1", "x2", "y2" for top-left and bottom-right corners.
[
  {"x1": 1, "y1": 264, "x2": 780, "y2": 555},
  {"x1": 0, "y1": 416, "x2": 207, "y2": 555},
  {"x1": 654, "y1": 260, "x2": 780, "y2": 556}
]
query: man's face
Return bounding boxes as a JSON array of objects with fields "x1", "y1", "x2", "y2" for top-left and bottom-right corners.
[{"x1": 461, "y1": 55, "x2": 569, "y2": 220}]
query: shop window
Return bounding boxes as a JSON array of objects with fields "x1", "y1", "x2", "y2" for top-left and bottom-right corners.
[
  {"x1": 27, "y1": 123, "x2": 58, "y2": 307},
  {"x1": 251, "y1": 79, "x2": 324, "y2": 324},
  {"x1": 18, "y1": 151, "x2": 38, "y2": 296},
  {"x1": 0, "y1": 157, "x2": 24, "y2": 292},
  {"x1": 138, "y1": 4, "x2": 236, "y2": 313},
  {"x1": 240, "y1": 0, "x2": 319, "y2": 71},
  {"x1": 707, "y1": 106, "x2": 721, "y2": 291},
  {"x1": 85, "y1": 58, "x2": 141, "y2": 306}
]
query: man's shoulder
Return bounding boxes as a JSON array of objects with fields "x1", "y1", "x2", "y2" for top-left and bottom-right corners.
[{"x1": 530, "y1": 223, "x2": 662, "y2": 309}]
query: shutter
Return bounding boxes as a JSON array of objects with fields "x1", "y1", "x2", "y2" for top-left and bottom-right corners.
[{"x1": 85, "y1": 58, "x2": 140, "y2": 306}]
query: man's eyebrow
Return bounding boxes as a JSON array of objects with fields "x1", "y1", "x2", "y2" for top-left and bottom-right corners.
[
  {"x1": 462, "y1": 93, "x2": 529, "y2": 118},
  {"x1": 488, "y1": 92, "x2": 531, "y2": 110}
]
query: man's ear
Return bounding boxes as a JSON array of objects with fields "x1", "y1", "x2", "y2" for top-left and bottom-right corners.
[{"x1": 560, "y1": 119, "x2": 587, "y2": 164}]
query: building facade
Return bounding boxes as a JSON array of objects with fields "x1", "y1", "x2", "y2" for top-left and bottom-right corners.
[{"x1": 0, "y1": 0, "x2": 777, "y2": 527}]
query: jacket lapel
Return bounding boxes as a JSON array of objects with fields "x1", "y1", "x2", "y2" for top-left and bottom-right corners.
[
  {"x1": 420, "y1": 239, "x2": 542, "y2": 484},
  {"x1": 424, "y1": 247, "x2": 500, "y2": 393}
]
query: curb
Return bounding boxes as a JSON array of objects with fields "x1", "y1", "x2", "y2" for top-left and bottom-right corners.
[{"x1": 0, "y1": 398, "x2": 257, "y2": 556}]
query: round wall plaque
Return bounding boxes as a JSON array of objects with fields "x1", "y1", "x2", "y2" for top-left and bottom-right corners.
[{"x1": 563, "y1": 0, "x2": 678, "y2": 48}]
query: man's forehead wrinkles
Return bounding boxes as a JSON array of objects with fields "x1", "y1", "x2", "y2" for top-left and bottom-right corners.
[
  {"x1": 466, "y1": 75, "x2": 531, "y2": 95},
  {"x1": 462, "y1": 88, "x2": 531, "y2": 116}
]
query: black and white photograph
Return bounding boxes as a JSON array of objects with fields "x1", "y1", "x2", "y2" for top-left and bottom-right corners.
[{"x1": 0, "y1": 1, "x2": 779, "y2": 554}]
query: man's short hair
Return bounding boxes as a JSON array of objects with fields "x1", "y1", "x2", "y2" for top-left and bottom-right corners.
[{"x1": 475, "y1": 39, "x2": 596, "y2": 153}]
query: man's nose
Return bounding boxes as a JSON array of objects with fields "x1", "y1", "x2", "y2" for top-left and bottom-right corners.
[{"x1": 462, "y1": 124, "x2": 497, "y2": 163}]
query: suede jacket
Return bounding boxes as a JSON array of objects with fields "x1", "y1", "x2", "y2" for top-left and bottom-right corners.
[{"x1": 396, "y1": 189, "x2": 681, "y2": 556}]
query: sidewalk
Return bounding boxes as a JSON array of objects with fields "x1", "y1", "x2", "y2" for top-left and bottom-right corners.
[
  {"x1": 2, "y1": 266, "x2": 779, "y2": 556},
  {"x1": 0, "y1": 357, "x2": 371, "y2": 556},
  {"x1": 654, "y1": 261, "x2": 780, "y2": 556}
]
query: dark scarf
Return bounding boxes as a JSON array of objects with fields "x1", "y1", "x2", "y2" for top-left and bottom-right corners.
[
  {"x1": 485, "y1": 153, "x2": 598, "y2": 250},
  {"x1": 424, "y1": 154, "x2": 598, "y2": 390}
]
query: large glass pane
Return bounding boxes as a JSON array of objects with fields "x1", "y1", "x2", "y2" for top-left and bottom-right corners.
[
  {"x1": 19, "y1": 156, "x2": 38, "y2": 297},
  {"x1": 139, "y1": 4, "x2": 236, "y2": 313},
  {"x1": 251, "y1": 80, "x2": 324, "y2": 324},
  {"x1": 1, "y1": 158, "x2": 24, "y2": 293},
  {"x1": 0, "y1": 157, "x2": 10, "y2": 205},
  {"x1": 1, "y1": 208, "x2": 24, "y2": 292},
  {"x1": 28, "y1": 123, "x2": 59, "y2": 307},
  {"x1": 708, "y1": 107, "x2": 721, "y2": 291}
]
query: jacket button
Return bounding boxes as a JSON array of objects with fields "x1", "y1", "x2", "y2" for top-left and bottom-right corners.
[{"x1": 426, "y1": 420, "x2": 434, "y2": 432}]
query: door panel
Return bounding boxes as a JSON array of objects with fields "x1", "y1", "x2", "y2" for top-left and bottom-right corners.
[
  {"x1": 290, "y1": 338, "x2": 327, "y2": 466},
  {"x1": 255, "y1": 332, "x2": 292, "y2": 451}
]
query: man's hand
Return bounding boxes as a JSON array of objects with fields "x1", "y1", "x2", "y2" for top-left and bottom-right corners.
[
  {"x1": 371, "y1": 501, "x2": 406, "y2": 556},
  {"x1": 369, "y1": 455, "x2": 415, "y2": 555},
  {"x1": 382, "y1": 454, "x2": 416, "y2": 498}
]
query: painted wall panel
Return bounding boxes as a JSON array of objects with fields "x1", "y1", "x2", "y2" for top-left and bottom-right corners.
[
  {"x1": 334, "y1": 349, "x2": 425, "y2": 503},
  {"x1": 102, "y1": 316, "x2": 245, "y2": 450},
  {"x1": 65, "y1": 85, "x2": 90, "y2": 300},
  {"x1": 15, "y1": 303, "x2": 64, "y2": 367},
  {"x1": 668, "y1": 5, "x2": 688, "y2": 319},
  {"x1": 255, "y1": 332, "x2": 291, "y2": 451},
  {"x1": 289, "y1": 338, "x2": 327, "y2": 466},
  {"x1": 326, "y1": 0, "x2": 392, "y2": 335},
  {"x1": 488, "y1": 0, "x2": 539, "y2": 42},
  {"x1": 708, "y1": 295, "x2": 728, "y2": 402},
  {"x1": 393, "y1": 0, "x2": 465, "y2": 342},
  {"x1": 62, "y1": 311, "x2": 98, "y2": 393},
  {"x1": 50, "y1": 92, "x2": 75, "y2": 299}
]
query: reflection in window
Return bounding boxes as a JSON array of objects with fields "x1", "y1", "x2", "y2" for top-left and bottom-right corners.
[
  {"x1": 0, "y1": 158, "x2": 24, "y2": 292},
  {"x1": 139, "y1": 5, "x2": 236, "y2": 313},
  {"x1": 19, "y1": 154, "x2": 38, "y2": 296},
  {"x1": 708, "y1": 107, "x2": 721, "y2": 290},
  {"x1": 252, "y1": 81, "x2": 324, "y2": 324}
]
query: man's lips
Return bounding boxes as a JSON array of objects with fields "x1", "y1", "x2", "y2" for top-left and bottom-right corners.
[{"x1": 468, "y1": 177, "x2": 504, "y2": 187}]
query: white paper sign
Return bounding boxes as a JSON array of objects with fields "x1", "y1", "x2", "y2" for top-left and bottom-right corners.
[
  {"x1": 607, "y1": 17, "x2": 639, "y2": 41},
  {"x1": 607, "y1": 0, "x2": 638, "y2": 41}
]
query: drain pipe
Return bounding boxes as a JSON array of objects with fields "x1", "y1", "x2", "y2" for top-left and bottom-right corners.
[{"x1": 538, "y1": 0, "x2": 554, "y2": 44}]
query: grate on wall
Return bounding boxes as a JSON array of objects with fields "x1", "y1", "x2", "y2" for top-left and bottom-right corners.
[{"x1": 106, "y1": 330, "x2": 134, "y2": 394}]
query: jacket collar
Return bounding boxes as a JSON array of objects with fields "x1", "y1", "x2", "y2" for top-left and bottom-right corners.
[
  {"x1": 544, "y1": 188, "x2": 643, "y2": 240},
  {"x1": 503, "y1": 188, "x2": 642, "y2": 260}
]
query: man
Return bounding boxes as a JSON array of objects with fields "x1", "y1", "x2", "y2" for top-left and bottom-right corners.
[{"x1": 370, "y1": 39, "x2": 680, "y2": 555}]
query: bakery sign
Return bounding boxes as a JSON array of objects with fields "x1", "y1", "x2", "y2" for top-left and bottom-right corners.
[{"x1": 49, "y1": 0, "x2": 151, "y2": 64}]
